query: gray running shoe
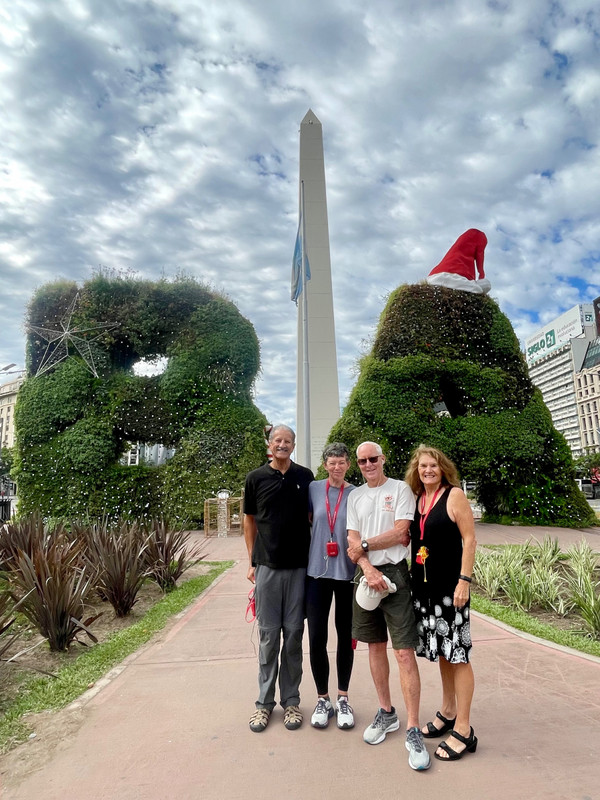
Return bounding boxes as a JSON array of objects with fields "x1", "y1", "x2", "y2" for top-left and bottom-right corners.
[
  {"x1": 405, "y1": 726, "x2": 432, "y2": 770},
  {"x1": 311, "y1": 697, "x2": 334, "y2": 728},
  {"x1": 363, "y1": 707, "x2": 400, "y2": 745}
]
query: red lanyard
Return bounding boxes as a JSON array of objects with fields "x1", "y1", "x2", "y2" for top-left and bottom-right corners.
[
  {"x1": 325, "y1": 480, "x2": 345, "y2": 536},
  {"x1": 419, "y1": 488, "x2": 442, "y2": 540}
]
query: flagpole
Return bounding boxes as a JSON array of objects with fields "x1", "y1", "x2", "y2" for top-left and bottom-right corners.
[{"x1": 300, "y1": 180, "x2": 311, "y2": 467}]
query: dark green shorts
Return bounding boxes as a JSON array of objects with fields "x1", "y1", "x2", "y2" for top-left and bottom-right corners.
[{"x1": 352, "y1": 560, "x2": 418, "y2": 651}]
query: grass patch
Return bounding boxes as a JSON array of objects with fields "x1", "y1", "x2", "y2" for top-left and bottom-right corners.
[
  {"x1": 0, "y1": 561, "x2": 232, "y2": 753},
  {"x1": 472, "y1": 592, "x2": 600, "y2": 659}
]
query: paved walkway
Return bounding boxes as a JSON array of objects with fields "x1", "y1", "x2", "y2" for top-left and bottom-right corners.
[{"x1": 1, "y1": 524, "x2": 600, "y2": 800}]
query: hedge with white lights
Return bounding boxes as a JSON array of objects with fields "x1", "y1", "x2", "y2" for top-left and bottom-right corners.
[
  {"x1": 328, "y1": 283, "x2": 595, "y2": 527},
  {"x1": 13, "y1": 274, "x2": 267, "y2": 523}
]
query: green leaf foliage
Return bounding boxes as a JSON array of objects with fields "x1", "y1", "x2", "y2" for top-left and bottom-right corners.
[
  {"x1": 330, "y1": 283, "x2": 596, "y2": 527},
  {"x1": 0, "y1": 447, "x2": 13, "y2": 481},
  {"x1": 15, "y1": 275, "x2": 268, "y2": 524}
]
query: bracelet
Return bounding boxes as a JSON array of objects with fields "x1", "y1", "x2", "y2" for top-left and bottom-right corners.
[{"x1": 459, "y1": 574, "x2": 472, "y2": 583}]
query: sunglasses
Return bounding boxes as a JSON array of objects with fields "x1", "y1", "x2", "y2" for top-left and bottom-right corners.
[{"x1": 357, "y1": 455, "x2": 382, "y2": 466}]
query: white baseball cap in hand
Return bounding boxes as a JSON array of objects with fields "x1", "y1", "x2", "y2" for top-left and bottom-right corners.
[{"x1": 356, "y1": 574, "x2": 397, "y2": 611}]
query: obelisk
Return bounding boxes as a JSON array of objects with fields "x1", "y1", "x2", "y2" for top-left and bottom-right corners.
[{"x1": 296, "y1": 109, "x2": 340, "y2": 472}]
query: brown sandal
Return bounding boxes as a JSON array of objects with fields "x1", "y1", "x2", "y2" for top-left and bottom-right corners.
[{"x1": 283, "y1": 705, "x2": 303, "y2": 730}]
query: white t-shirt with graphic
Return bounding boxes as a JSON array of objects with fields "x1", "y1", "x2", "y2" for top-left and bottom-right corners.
[{"x1": 346, "y1": 478, "x2": 416, "y2": 566}]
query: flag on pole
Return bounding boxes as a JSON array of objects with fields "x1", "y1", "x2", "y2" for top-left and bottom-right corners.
[{"x1": 291, "y1": 209, "x2": 310, "y2": 304}]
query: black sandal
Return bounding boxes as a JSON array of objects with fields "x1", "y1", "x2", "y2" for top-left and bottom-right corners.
[
  {"x1": 422, "y1": 711, "x2": 456, "y2": 738},
  {"x1": 434, "y1": 727, "x2": 478, "y2": 761}
]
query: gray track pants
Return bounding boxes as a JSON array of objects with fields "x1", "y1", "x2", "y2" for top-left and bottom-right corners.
[{"x1": 254, "y1": 565, "x2": 305, "y2": 710}]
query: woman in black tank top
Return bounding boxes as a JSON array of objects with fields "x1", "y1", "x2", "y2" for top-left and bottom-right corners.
[{"x1": 405, "y1": 445, "x2": 478, "y2": 762}]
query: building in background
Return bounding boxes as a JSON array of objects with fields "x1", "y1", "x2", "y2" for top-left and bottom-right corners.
[
  {"x1": 0, "y1": 376, "x2": 25, "y2": 451},
  {"x1": 526, "y1": 304, "x2": 598, "y2": 456},
  {"x1": 0, "y1": 375, "x2": 24, "y2": 519},
  {"x1": 575, "y1": 336, "x2": 600, "y2": 452},
  {"x1": 121, "y1": 442, "x2": 175, "y2": 466}
]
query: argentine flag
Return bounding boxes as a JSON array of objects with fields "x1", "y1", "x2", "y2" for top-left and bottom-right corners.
[{"x1": 291, "y1": 211, "x2": 310, "y2": 304}]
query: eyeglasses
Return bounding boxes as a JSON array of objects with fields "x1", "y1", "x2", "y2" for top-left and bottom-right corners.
[{"x1": 357, "y1": 455, "x2": 382, "y2": 466}]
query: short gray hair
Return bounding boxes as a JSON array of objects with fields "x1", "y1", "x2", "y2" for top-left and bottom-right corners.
[
  {"x1": 356, "y1": 441, "x2": 383, "y2": 457},
  {"x1": 268, "y1": 424, "x2": 296, "y2": 443},
  {"x1": 322, "y1": 442, "x2": 350, "y2": 462}
]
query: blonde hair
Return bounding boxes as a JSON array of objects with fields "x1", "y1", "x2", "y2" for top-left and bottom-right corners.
[{"x1": 404, "y1": 445, "x2": 460, "y2": 495}]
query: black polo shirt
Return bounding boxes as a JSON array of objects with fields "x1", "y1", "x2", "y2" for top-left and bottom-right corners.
[{"x1": 244, "y1": 461, "x2": 314, "y2": 569}]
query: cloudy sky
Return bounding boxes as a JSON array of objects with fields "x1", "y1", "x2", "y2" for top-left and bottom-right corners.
[{"x1": 1, "y1": 0, "x2": 599, "y2": 430}]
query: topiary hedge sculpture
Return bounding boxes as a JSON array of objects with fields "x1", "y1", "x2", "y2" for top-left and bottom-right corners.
[
  {"x1": 328, "y1": 283, "x2": 595, "y2": 527},
  {"x1": 14, "y1": 274, "x2": 268, "y2": 523}
]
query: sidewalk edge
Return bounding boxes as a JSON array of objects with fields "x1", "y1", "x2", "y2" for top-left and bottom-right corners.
[{"x1": 472, "y1": 609, "x2": 600, "y2": 665}]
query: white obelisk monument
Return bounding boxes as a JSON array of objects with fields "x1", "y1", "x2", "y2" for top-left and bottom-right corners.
[{"x1": 296, "y1": 109, "x2": 340, "y2": 472}]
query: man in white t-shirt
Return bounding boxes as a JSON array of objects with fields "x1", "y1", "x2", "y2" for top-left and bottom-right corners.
[{"x1": 347, "y1": 441, "x2": 430, "y2": 771}]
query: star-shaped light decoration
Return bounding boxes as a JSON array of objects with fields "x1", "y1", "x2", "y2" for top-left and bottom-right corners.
[{"x1": 28, "y1": 292, "x2": 119, "y2": 378}]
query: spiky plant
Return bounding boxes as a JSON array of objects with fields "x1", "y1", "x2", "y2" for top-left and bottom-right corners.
[
  {"x1": 529, "y1": 562, "x2": 571, "y2": 616},
  {"x1": 531, "y1": 537, "x2": 563, "y2": 570},
  {"x1": 565, "y1": 543, "x2": 600, "y2": 637},
  {"x1": 473, "y1": 551, "x2": 504, "y2": 598},
  {"x1": 9, "y1": 537, "x2": 99, "y2": 652},
  {"x1": 0, "y1": 586, "x2": 22, "y2": 662},
  {"x1": 0, "y1": 513, "x2": 67, "y2": 573},
  {"x1": 78, "y1": 519, "x2": 148, "y2": 617},
  {"x1": 142, "y1": 518, "x2": 205, "y2": 592}
]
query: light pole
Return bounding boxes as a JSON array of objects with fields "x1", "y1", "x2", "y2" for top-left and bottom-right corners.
[{"x1": 0, "y1": 364, "x2": 24, "y2": 378}]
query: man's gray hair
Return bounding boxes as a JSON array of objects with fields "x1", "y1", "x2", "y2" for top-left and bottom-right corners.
[
  {"x1": 322, "y1": 442, "x2": 350, "y2": 462},
  {"x1": 356, "y1": 441, "x2": 383, "y2": 457},
  {"x1": 268, "y1": 424, "x2": 296, "y2": 442}
]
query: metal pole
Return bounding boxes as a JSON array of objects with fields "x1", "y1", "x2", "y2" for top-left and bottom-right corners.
[{"x1": 301, "y1": 180, "x2": 311, "y2": 467}]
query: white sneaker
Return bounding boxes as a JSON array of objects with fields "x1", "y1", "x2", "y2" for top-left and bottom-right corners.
[
  {"x1": 336, "y1": 696, "x2": 355, "y2": 729},
  {"x1": 363, "y1": 707, "x2": 400, "y2": 745},
  {"x1": 311, "y1": 697, "x2": 334, "y2": 728},
  {"x1": 405, "y1": 726, "x2": 431, "y2": 770}
]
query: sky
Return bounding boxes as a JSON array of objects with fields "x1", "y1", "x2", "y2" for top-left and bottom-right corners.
[{"x1": 1, "y1": 0, "x2": 599, "y2": 430}]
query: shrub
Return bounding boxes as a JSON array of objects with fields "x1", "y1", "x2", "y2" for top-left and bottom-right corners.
[
  {"x1": 76, "y1": 520, "x2": 147, "y2": 617},
  {"x1": 142, "y1": 519, "x2": 205, "y2": 592},
  {"x1": 475, "y1": 541, "x2": 598, "y2": 632},
  {"x1": 502, "y1": 567, "x2": 537, "y2": 611},
  {"x1": 9, "y1": 538, "x2": 99, "y2": 652},
  {"x1": 0, "y1": 587, "x2": 22, "y2": 663},
  {"x1": 0, "y1": 514, "x2": 65, "y2": 573},
  {"x1": 564, "y1": 542, "x2": 600, "y2": 636},
  {"x1": 565, "y1": 570, "x2": 600, "y2": 637},
  {"x1": 473, "y1": 551, "x2": 504, "y2": 598},
  {"x1": 328, "y1": 284, "x2": 595, "y2": 527},
  {"x1": 15, "y1": 275, "x2": 268, "y2": 523},
  {"x1": 566, "y1": 541, "x2": 598, "y2": 575},
  {"x1": 529, "y1": 562, "x2": 571, "y2": 616},
  {"x1": 531, "y1": 537, "x2": 563, "y2": 570}
]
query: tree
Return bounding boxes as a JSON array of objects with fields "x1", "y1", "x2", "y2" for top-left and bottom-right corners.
[
  {"x1": 0, "y1": 447, "x2": 13, "y2": 478},
  {"x1": 328, "y1": 283, "x2": 595, "y2": 527},
  {"x1": 15, "y1": 276, "x2": 267, "y2": 523}
]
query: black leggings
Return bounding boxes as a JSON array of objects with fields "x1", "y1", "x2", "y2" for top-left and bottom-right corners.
[{"x1": 305, "y1": 576, "x2": 354, "y2": 696}]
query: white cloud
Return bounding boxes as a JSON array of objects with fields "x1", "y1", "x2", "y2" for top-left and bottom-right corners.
[{"x1": 1, "y1": 0, "x2": 599, "y2": 436}]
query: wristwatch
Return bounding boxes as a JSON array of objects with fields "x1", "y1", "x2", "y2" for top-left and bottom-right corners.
[{"x1": 361, "y1": 540, "x2": 369, "y2": 553}]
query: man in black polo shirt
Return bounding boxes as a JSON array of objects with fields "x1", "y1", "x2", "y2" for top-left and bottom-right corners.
[{"x1": 244, "y1": 424, "x2": 314, "y2": 732}]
